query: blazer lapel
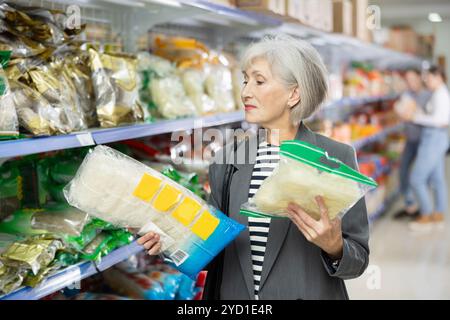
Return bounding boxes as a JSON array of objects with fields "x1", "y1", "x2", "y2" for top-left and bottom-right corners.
[
  {"x1": 227, "y1": 135, "x2": 258, "y2": 299},
  {"x1": 258, "y1": 122, "x2": 318, "y2": 291}
]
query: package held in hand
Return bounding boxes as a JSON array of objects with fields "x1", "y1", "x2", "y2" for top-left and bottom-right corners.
[
  {"x1": 64, "y1": 145, "x2": 244, "y2": 278},
  {"x1": 240, "y1": 140, "x2": 377, "y2": 220}
]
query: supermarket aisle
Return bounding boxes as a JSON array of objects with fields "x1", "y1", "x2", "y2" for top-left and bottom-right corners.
[{"x1": 346, "y1": 157, "x2": 450, "y2": 299}]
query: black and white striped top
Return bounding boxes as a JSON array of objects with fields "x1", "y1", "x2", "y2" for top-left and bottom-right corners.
[{"x1": 248, "y1": 141, "x2": 280, "y2": 300}]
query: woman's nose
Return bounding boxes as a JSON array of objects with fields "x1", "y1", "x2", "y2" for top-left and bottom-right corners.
[{"x1": 241, "y1": 83, "x2": 253, "y2": 100}]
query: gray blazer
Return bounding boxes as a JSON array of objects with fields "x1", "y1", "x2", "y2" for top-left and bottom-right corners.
[{"x1": 207, "y1": 123, "x2": 370, "y2": 300}]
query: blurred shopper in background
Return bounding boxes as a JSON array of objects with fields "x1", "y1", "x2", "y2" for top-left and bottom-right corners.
[
  {"x1": 407, "y1": 66, "x2": 450, "y2": 231},
  {"x1": 394, "y1": 69, "x2": 432, "y2": 220}
]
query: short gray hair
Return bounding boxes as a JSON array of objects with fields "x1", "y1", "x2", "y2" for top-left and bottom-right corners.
[{"x1": 241, "y1": 34, "x2": 328, "y2": 124}]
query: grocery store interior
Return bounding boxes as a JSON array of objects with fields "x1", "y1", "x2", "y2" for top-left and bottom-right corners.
[{"x1": 0, "y1": 0, "x2": 449, "y2": 300}]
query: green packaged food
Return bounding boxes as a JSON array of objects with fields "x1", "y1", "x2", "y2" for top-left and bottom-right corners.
[
  {"x1": 0, "y1": 161, "x2": 22, "y2": 220},
  {"x1": 80, "y1": 232, "x2": 113, "y2": 262},
  {"x1": 0, "y1": 238, "x2": 63, "y2": 275},
  {"x1": 63, "y1": 218, "x2": 114, "y2": 251},
  {"x1": 0, "y1": 209, "x2": 47, "y2": 236},
  {"x1": 53, "y1": 250, "x2": 80, "y2": 268}
]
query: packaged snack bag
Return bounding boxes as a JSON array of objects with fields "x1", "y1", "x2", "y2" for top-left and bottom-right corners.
[
  {"x1": 240, "y1": 140, "x2": 377, "y2": 220},
  {"x1": 64, "y1": 145, "x2": 245, "y2": 278}
]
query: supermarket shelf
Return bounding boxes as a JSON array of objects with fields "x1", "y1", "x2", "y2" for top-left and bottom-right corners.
[
  {"x1": 0, "y1": 111, "x2": 245, "y2": 158},
  {"x1": 322, "y1": 94, "x2": 400, "y2": 111},
  {"x1": 310, "y1": 93, "x2": 400, "y2": 122},
  {"x1": 352, "y1": 124, "x2": 404, "y2": 151},
  {"x1": 368, "y1": 191, "x2": 401, "y2": 224},
  {"x1": 92, "y1": 110, "x2": 245, "y2": 145},
  {"x1": 0, "y1": 99, "x2": 402, "y2": 158},
  {"x1": 0, "y1": 241, "x2": 144, "y2": 300}
]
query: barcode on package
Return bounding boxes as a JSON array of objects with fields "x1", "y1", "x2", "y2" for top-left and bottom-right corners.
[{"x1": 170, "y1": 249, "x2": 189, "y2": 266}]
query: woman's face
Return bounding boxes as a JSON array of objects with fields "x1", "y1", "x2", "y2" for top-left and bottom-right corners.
[
  {"x1": 241, "y1": 57, "x2": 295, "y2": 128},
  {"x1": 425, "y1": 73, "x2": 442, "y2": 91}
]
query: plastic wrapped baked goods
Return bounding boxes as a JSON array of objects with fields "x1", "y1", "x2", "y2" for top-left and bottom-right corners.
[
  {"x1": 149, "y1": 74, "x2": 197, "y2": 119},
  {"x1": 64, "y1": 145, "x2": 244, "y2": 278},
  {"x1": 181, "y1": 68, "x2": 216, "y2": 115},
  {"x1": 205, "y1": 64, "x2": 235, "y2": 113},
  {"x1": 89, "y1": 49, "x2": 144, "y2": 127},
  {"x1": 0, "y1": 50, "x2": 19, "y2": 138},
  {"x1": 240, "y1": 140, "x2": 377, "y2": 220}
]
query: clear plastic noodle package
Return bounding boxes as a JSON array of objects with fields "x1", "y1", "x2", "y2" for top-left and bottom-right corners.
[
  {"x1": 64, "y1": 145, "x2": 244, "y2": 278},
  {"x1": 240, "y1": 140, "x2": 378, "y2": 220}
]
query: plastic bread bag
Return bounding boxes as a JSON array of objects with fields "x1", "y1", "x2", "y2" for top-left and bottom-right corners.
[
  {"x1": 240, "y1": 140, "x2": 377, "y2": 220},
  {"x1": 0, "y1": 50, "x2": 19, "y2": 139},
  {"x1": 64, "y1": 145, "x2": 245, "y2": 279},
  {"x1": 89, "y1": 49, "x2": 144, "y2": 128},
  {"x1": 181, "y1": 67, "x2": 216, "y2": 115},
  {"x1": 204, "y1": 63, "x2": 235, "y2": 113}
]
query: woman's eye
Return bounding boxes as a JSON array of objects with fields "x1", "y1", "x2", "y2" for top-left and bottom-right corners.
[
  {"x1": 256, "y1": 81, "x2": 264, "y2": 85},
  {"x1": 243, "y1": 81, "x2": 248, "y2": 85}
]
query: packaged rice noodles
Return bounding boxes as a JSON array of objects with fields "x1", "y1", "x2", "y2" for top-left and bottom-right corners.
[
  {"x1": 240, "y1": 140, "x2": 377, "y2": 220},
  {"x1": 64, "y1": 145, "x2": 244, "y2": 278},
  {"x1": 204, "y1": 64, "x2": 235, "y2": 113},
  {"x1": 180, "y1": 67, "x2": 216, "y2": 115},
  {"x1": 0, "y1": 50, "x2": 19, "y2": 139},
  {"x1": 149, "y1": 74, "x2": 197, "y2": 119},
  {"x1": 137, "y1": 52, "x2": 196, "y2": 119},
  {"x1": 89, "y1": 48, "x2": 145, "y2": 127}
]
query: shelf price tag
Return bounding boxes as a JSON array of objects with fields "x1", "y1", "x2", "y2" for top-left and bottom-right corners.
[{"x1": 76, "y1": 133, "x2": 95, "y2": 147}]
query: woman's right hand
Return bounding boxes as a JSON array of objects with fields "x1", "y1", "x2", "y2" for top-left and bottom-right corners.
[{"x1": 137, "y1": 232, "x2": 162, "y2": 256}]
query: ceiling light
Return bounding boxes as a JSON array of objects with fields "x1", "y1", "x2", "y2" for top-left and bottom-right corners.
[{"x1": 428, "y1": 13, "x2": 442, "y2": 22}]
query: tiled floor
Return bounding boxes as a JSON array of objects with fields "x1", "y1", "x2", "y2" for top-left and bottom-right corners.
[{"x1": 345, "y1": 157, "x2": 450, "y2": 300}]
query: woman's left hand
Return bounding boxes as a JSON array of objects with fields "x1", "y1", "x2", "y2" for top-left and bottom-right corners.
[{"x1": 286, "y1": 196, "x2": 344, "y2": 260}]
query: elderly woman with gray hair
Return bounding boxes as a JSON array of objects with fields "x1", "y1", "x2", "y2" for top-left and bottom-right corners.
[{"x1": 139, "y1": 34, "x2": 370, "y2": 300}]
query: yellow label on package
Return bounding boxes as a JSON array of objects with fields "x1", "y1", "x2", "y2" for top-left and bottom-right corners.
[
  {"x1": 171, "y1": 197, "x2": 202, "y2": 226},
  {"x1": 133, "y1": 174, "x2": 162, "y2": 202},
  {"x1": 191, "y1": 210, "x2": 220, "y2": 241},
  {"x1": 152, "y1": 184, "x2": 182, "y2": 212}
]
